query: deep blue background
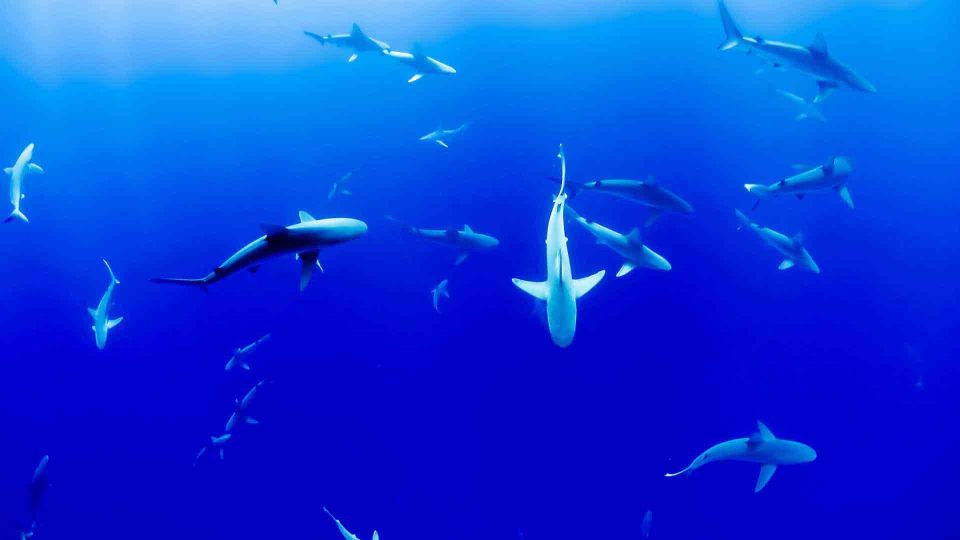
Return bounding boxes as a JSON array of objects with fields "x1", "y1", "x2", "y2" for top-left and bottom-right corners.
[{"x1": 0, "y1": 1, "x2": 958, "y2": 539}]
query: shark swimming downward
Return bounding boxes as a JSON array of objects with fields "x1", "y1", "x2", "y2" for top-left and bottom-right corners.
[
  {"x1": 512, "y1": 145, "x2": 605, "y2": 347},
  {"x1": 4, "y1": 143, "x2": 43, "y2": 223},
  {"x1": 88, "y1": 260, "x2": 123, "y2": 350},
  {"x1": 666, "y1": 421, "x2": 816, "y2": 492}
]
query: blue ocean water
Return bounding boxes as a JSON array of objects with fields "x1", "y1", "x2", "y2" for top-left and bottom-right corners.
[{"x1": 0, "y1": 1, "x2": 958, "y2": 539}]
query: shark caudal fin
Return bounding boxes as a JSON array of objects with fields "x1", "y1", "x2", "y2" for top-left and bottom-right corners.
[
  {"x1": 150, "y1": 277, "x2": 212, "y2": 289},
  {"x1": 5, "y1": 209, "x2": 28, "y2": 223},
  {"x1": 717, "y1": 1, "x2": 743, "y2": 51},
  {"x1": 103, "y1": 259, "x2": 120, "y2": 285}
]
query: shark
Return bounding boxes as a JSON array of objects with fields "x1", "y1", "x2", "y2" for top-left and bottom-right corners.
[
  {"x1": 304, "y1": 24, "x2": 390, "y2": 63},
  {"x1": 383, "y1": 44, "x2": 456, "y2": 83},
  {"x1": 385, "y1": 216, "x2": 498, "y2": 265},
  {"x1": 718, "y1": 0, "x2": 876, "y2": 103},
  {"x1": 666, "y1": 421, "x2": 817, "y2": 492},
  {"x1": 512, "y1": 146, "x2": 605, "y2": 348},
  {"x1": 193, "y1": 434, "x2": 232, "y2": 466},
  {"x1": 151, "y1": 212, "x2": 367, "y2": 291},
  {"x1": 225, "y1": 380, "x2": 266, "y2": 432},
  {"x1": 431, "y1": 279, "x2": 450, "y2": 313},
  {"x1": 565, "y1": 205, "x2": 671, "y2": 277},
  {"x1": 88, "y1": 260, "x2": 123, "y2": 350},
  {"x1": 640, "y1": 510, "x2": 653, "y2": 540},
  {"x1": 771, "y1": 87, "x2": 825, "y2": 122},
  {"x1": 225, "y1": 334, "x2": 271, "y2": 372},
  {"x1": 323, "y1": 507, "x2": 379, "y2": 540},
  {"x1": 419, "y1": 122, "x2": 470, "y2": 148},
  {"x1": 4, "y1": 143, "x2": 44, "y2": 223},
  {"x1": 328, "y1": 170, "x2": 355, "y2": 201},
  {"x1": 565, "y1": 177, "x2": 693, "y2": 226},
  {"x1": 735, "y1": 210, "x2": 820, "y2": 273},
  {"x1": 745, "y1": 157, "x2": 854, "y2": 209}
]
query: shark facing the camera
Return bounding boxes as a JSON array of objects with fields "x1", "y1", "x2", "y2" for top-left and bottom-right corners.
[
  {"x1": 718, "y1": 0, "x2": 876, "y2": 103},
  {"x1": 420, "y1": 123, "x2": 470, "y2": 148},
  {"x1": 383, "y1": 44, "x2": 456, "y2": 83},
  {"x1": 666, "y1": 421, "x2": 816, "y2": 492},
  {"x1": 385, "y1": 216, "x2": 498, "y2": 265},
  {"x1": 513, "y1": 145, "x2": 605, "y2": 348},
  {"x1": 745, "y1": 157, "x2": 854, "y2": 209},
  {"x1": 565, "y1": 206, "x2": 671, "y2": 277},
  {"x1": 735, "y1": 210, "x2": 819, "y2": 273},
  {"x1": 304, "y1": 24, "x2": 390, "y2": 63},
  {"x1": 151, "y1": 212, "x2": 367, "y2": 291}
]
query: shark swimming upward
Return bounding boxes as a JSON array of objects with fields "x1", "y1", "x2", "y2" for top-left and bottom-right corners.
[{"x1": 512, "y1": 146, "x2": 605, "y2": 347}]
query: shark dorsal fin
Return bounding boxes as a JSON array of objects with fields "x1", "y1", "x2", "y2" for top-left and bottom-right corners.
[
  {"x1": 412, "y1": 43, "x2": 426, "y2": 59},
  {"x1": 351, "y1": 23, "x2": 364, "y2": 38},
  {"x1": 792, "y1": 233, "x2": 805, "y2": 246},
  {"x1": 625, "y1": 227, "x2": 643, "y2": 245},
  {"x1": 299, "y1": 210, "x2": 316, "y2": 223},
  {"x1": 463, "y1": 224, "x2": 473, "y2": 233},
  {"x1": 809, "y1": 33, "x2": 828, "y2": 58},
  {"x1": 822, "y1": 157, "x2": 836, "y2": 175},
  {"x1": 756, "y1": 421, "x2": 776, "y2": 441},
  {"x1": 645, "y1": 175, "x2": 658, "y2": 186}
]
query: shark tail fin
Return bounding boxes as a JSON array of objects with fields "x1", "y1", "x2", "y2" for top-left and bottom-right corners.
[
  {"x1": 5, "y1": 209, "x2": 28, "y2": 223},
  {"x1": 150, "y1": 277, "x2": 212, "y2": 290},
  {"x1": 717, "y1": 0, "x2": 743, "y2": 51},
  {"x1": 103, "y1": 259, "x2": 120, "y2": 284}
]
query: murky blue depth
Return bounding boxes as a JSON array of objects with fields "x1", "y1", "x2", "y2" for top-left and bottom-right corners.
[{"x1": 0, "y1": 1, "x2": 957, "y2": 539}]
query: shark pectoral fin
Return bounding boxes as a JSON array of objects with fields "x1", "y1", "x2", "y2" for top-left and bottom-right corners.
[
  {"x1": 219, "y1": 448, "x2": 225, "y2": 460},
  {"x1": 298, "y1": 251, "x2": 320, "y2": 291},
  {"x1": 106, "y1": 317, "x2": 123, "y2": 329},
  {"x1": 512, "y1": 278, "x2": 548, "y2": 300},
  {"x1": 814, "y1": 80, "x2": 839, "y2": 103},
  {"x1": 408, "y1": 73, "x2": 424, "y2": 84},
  {"x1": 27, "y1": 164, "x2": 44, "y2": 175},
  {"x1": 454, "y1": 252, "x2": 469, "y2": 265},
  {"x1": 87, "y1": 307, "x2": 97, "y2": 319},
  {"x1": 778, "y1": 259, "x2": 795, "y2": 271},
  {"x1": 573, "y1": 270, "x2": 606, "y2": 299},
  {"x1": 245, "y1": 417, "x2": 259, "y2": 425},
  {"x1": 436, "y1": 140, "x2": 449, "y2": 148},
  {"x1": 836, "y1": 185, "x2": 854, "y2": 208},
  {"x1": 347, "y1": 53, "x2": 359, "y2": 63},
  {"x1": 341, "y1": 189, "x2": 352, "y2": 196},
  {"x1": 755, "y1": 464, "x2": 777, "y2": 492},
  {"x1": 616, "y1": 262, "x2": 636, "y2": 278},
  {"x1": 3, "y1": 167, "x2": 11, "y2": 175}
]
